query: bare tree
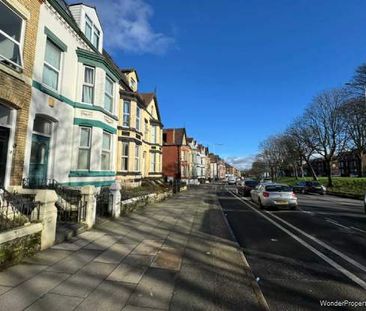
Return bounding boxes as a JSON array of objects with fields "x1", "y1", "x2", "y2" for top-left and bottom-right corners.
[
  {"x1": 304, "y1": 88, "x2": 349, "y2": 187},
  {"x1": 347, "y1": 63, "x2": 366, "y2": 98},
  {"x1": 339, "y1": 97, "x2": 366, "y2": 176},
  {"x1": 259, "y1": 135, "x2": 288, "y2": 181},
  {"x1": 286, "y1": 118, "x2": 318, "y2": 180}
]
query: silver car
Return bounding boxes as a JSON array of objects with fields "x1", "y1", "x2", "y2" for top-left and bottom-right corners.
[{"x1": 250, "y1": 183, "x2": 298, "y2": 209}]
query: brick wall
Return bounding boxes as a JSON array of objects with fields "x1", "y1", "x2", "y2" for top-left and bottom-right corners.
[
  {"x1": 0, "y1": 0, "x2": 41, "y2": 186},
  {"x1": 162, "y1": 145, "x2": 179, "y2": 178}
]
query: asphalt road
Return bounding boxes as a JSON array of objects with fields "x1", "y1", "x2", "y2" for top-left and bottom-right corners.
[{"x1": 217, "y1": 185, "x2": 366, "y2": 311}]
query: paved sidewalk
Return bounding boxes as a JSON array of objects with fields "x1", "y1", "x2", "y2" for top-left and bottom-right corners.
[{"x1": 0, "y1": 185, "x2": 266, "y2": 310}]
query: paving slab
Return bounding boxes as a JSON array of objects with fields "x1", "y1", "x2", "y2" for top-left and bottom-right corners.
[
  {"x1": 24, "y1": 293, "x2": 83, "y2": 311},
  {"x1": 0, "y1": 271, "x2": 69, "y2": 311},
  {"x1": 169, "y1": 263, "x2": 216, "y2": 311},
  {"x1": 83, "y1": 234, "x2": 119, "y2": 251},
  {"x1": 23, "y1": 249, "x2": 73, "y2": 266},
  {"x1": 122, "y1": 305, "x2": 164, "y2": 311},
  {"x1": 47, "y1": 249, "x2": 101, "y2": 274},
  {"x1": 93, "y1": 242, "x2": 137, "y2": 264},
  {"x1": 151, "y1": 247, "x2": 182, "y2": 271},
  {"x1": 0, "y1": 286, "x2": 11, "y2": 295},
  {"x1": 132, "y1": 240, "x2": 165, "y2": 256},
  {"x1": 51, "y1": 261, "x2": 117, "y2": 298},
  {"x1": 76, "y1": 280, "x2": 134, "y2": 311},
  {"x1": 107, "y1": 255, "x2": 154, "y2": 283},
  {"x1": 0, "y1": 264, "x2": 47, "y2": 287},
  {"x1": 127, "y1": 268, "x2": 176, "y2": 310}
]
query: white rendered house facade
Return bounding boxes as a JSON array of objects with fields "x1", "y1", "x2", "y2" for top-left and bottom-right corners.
[{"x1": 24, "y1": 0, "x2": 120, "y2": 187}]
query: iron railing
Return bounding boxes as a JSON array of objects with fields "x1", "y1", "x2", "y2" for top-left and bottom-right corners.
[
  {"x1": 22, "y1": 178, "x2": 57, "y2": 190},
  {"x1": 0, "y1": 190, "x2": 40, "y2": 232},
  {"x1": 23, "y1": 178, "x2": 87, "y2": 223},
  {"x1": 55, "y1": 186, "x2": 87, "y2": 223}
]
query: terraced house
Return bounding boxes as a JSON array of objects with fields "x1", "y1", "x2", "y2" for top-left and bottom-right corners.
[
  {"x1": 117, "y1": 69, "x2": 163, "y2": 187},
  {"x1": 0, "y1": 0, "x2": 41, "y2": 189},
  {"x1": 23, "y1": 0, "x2": 120, "y2": 188}
]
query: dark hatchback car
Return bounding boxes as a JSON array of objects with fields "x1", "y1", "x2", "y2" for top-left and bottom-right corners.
[
  {"x1": 292, "y1": 181, "x2": 326, "y2": 195},
  {"x1": 238, "y1": 180, "x2": 259, "y2": 196}
]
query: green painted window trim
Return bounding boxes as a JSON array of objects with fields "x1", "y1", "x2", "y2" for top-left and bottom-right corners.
[
  {"x1": 32, "y1": 80, "x2": 118, "y2": 121},
  {"x1": 44, "y1": 27, "x2": 68, "y2": 52},
  {"x1": 69, "y1": 170, "x2": 116, "y2": 177},
  {"x1": 62, "y1": 180, "x2": 115, "y2": 187},
  {"x1": 76, "y1": 49, "x2": 120, "y2": 82},
  {"x1": 74, "y1": 118, "x2": 117, "y2": 134}
]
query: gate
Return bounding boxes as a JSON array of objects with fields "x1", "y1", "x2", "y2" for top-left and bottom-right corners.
[{"x1": 95, "y1": 187, "x2": 111, "y2": 217}]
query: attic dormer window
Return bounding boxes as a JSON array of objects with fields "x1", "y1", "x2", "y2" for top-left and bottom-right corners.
[
  {"x1": 129, "y1": 78, "x2": 136, "y2": 89},
  {"x1": 85, "y1": 14, "x2": 100, "y2": 49}
]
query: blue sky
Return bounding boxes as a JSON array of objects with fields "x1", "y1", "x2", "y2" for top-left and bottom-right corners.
[{"x1": 81, "y1": 0, "x2": 366, "y2": 169}]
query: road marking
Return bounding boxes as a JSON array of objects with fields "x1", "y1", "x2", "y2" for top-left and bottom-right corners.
[
  {"x1": 228, "y1": 191, "x2": 366, "y2": 290},
  {"x1": 325, "y1": 218, "x2": 352, "y2": 231},
  {"x1": 351, "y1": 226, "x2": 366, "y2": 234},
  {"x1": 243, "y1": 197, "x2": 366, "y2": 275}
]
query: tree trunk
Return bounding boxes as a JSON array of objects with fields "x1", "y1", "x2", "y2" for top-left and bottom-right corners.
[
  {"x1": 305, "y1": 157, "x2": 318, "y2": 181},
  {"x1": 358, "y1": 151, "x2": 364, "y2": 177},
  {"x1": 325, "y1": 159, "x2": 333, "y2": 187},
  {"x1": 293, "y1": 163, "x2": 298, "y2": 179}
]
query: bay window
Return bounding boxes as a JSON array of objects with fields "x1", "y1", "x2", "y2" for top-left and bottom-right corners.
[
  {"x1": 121, "y1": 141, "x2": 129, "y2": 171},
  {"x1": 78, "y1": 127, "x2": 91, "y2": 170},
  {"x1": 101, "y1": 131, "x2": 111, "y2": 170},
  {"x1": 82, "y1": 66, "x2": 94, "y2": 104},
  {"x1": 104, "y1": 76, "x2": 113, "y2": 112},
  {"x1": 135, "y1": 144, "x2": 140, "y2": 171},
  {"x1": 150, "y1": 153, "x2": 156, "y2": 173},
  {"x1": 43, "y1": 39, "x2": 61, "y2": 90},
  {"x1": 151, "y1": 125, "x2": 157, "y2": 144},
  {"x1": 136, "y1": 106, "x2": 141, "y2": 131},
  {"x1": 123, "y1": 100, "x2": 130, "y2": 127},
  {"x1": 0, "y1": 1, "x2": 24, "y2": 69}
]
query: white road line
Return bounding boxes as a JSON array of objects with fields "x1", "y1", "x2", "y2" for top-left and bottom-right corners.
[
  {"x1": 325, "y1": 219, "x2": 352, "y2": 231},
  {"x1": 228, "y1": 191, "x2": 366, "y2": 290},
  {"x1": 241, "y1": 195, "x2": 366, "y2": 275},
  {"x1": 351, "y1": 226, "x2": 366, "y2": 234}
]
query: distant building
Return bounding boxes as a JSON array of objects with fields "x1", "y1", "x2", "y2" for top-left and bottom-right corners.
[{"x1": 162, "y1": 128, "x2": 191, "y2": 182}]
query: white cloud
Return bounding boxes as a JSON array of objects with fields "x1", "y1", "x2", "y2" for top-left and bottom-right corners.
[
  {"x1": 81, "y1": 0, "x2": 175, "y2": 54},
  {"x1": 225, "y1": 155, "x2": 256, "y2": 170}
]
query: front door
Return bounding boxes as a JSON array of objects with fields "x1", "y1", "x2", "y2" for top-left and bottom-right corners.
[
  {"x1": 0, "y1": 127, "x2": 9, "y2": 188},
  {"x1": 29, "y1": 134, "x2": 50, "y2": 186}
]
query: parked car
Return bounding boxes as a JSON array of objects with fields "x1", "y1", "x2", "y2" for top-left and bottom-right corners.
[
  {"x1": 364, "y1": 193, "x2": 366, "y2": 214},
  {"x1": 227, "y1": 176, "x2": 236, "y2": 185},
  {"x1": 292, "y1": 181, "x2": 326, "y2": 195},
  {"x1": 250, "y1": 183, "x2": 297, "y2": 209},
  {"x1": 238, "y1": 180, "x2": 259, "y2": 196}
]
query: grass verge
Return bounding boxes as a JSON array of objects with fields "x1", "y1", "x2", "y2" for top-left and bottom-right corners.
[{"x1": 277, "y1": 177, "x2": 366, "y2": 200}]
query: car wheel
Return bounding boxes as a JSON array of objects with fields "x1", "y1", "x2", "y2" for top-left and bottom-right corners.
[
  {"x1": 301, "y1": 189, "x2": 305, "y2": 194},
  {"x1": 291, "y1": 205, "x2": 297, "y2": 210}
]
